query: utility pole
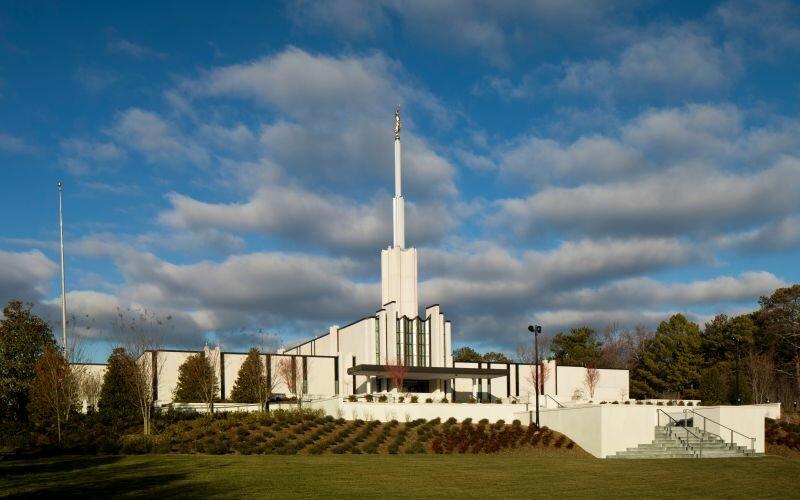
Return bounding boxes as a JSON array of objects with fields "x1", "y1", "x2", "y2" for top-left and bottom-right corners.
[
  {"x1": 57, "y1": 181, "x2": 68, "y2": 359},
  {"x1": 735, "y1": 336, "x2": 741, "y2": 405},
  {"x1": 528, "y1": 324, "x2": 542, "y2": 428}
]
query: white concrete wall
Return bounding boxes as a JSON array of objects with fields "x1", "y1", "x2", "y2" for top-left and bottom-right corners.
[
  {"x1": 677, "y1": 404, "x2": 780, "y2": 453},
  {"x1": 555, "y1": 365, "x2": 629, "y2": 401},
  {"x1": 313, "y1": 400, "x2": 527, "y2": 423},
  {"x1": 540, "y1": 405, "x2": 658, "y2": 458}
]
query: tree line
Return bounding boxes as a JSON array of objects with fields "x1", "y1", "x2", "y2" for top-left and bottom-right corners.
[
  {"x1": 0, "y1": 300, "x2": 294, "y2": 450},
  {"x1": 455, "y1": 284, "x2": 800, "y2": 405}
]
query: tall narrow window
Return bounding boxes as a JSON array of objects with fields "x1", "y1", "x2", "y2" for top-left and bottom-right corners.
[
  {"x1": 405, "y1": 318, "x2": 414, "y2": 366},
  {"x1": 396, "y1": 318, "x2": 402, "y2": 363},
  {"x1": 417, "y1": 319, "x2": 427, "y2": 367},
  {"x1": 375, "y1": 316, "x2": 381, "y2": 363}
]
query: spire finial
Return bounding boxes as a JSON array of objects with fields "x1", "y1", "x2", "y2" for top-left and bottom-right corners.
[{"x1": 394, "y1": 104, "x2": 401, "y2": 140}]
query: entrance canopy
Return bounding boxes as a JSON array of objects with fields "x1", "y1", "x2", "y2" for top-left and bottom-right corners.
[{"x1": 347, "y1": 364, "x2": 507, "y2": 380}]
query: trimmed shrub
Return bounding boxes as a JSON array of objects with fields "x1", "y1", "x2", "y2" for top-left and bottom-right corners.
[
  {"x1": 425, "y1": 398, "x2": 433, "y2": 403},
  {"x1": 120, "y1": 434, "x2": 161, "y2": 454},
  {"x1": 439, "y1": 397, "x2": 449, "y2": 403},
  {"x1": 378, "y1": 395, "x2": 388, "y2": 402},
  {"x1": 365, "y1": 394, "x2": 373, "y2": 402},
  {"x1": 347, "y1": 395, "x2": 356, "y2": 402},
  {"x1": 410, "y1": 396, "x2": 419, "y2": 403}
]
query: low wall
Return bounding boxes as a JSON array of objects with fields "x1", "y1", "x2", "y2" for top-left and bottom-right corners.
[
  {"x1": 540, "y1": 405, "x2": 657, "y2": 458},
  {"x1": 309, "y1": 399, "x2": 527, "y2": 423},
  {"x1": 661, "y1": 403, "x2": 781, "y2": 453}
]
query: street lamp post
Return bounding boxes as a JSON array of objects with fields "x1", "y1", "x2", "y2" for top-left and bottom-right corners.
[
  {"x1": 735, "y1": 336, "x2": 741, "y2": 405},
  {"x1": 528, "y1": 324, "x2": 542, "y2": 428}
]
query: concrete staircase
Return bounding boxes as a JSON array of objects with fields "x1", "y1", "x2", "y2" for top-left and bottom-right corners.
[{"x1": 608, "y1": 425, "x2": 761, "y2": 459}]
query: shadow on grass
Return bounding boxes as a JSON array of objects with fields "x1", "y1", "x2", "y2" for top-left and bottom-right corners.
[
  {"x1": 0, "y1": 456, "x2": 228, "y2": 498},
  {"x1": 0, "y1": 456, "x2": 122, "y2": 477}
]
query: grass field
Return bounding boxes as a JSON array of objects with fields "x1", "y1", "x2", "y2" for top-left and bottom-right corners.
[{"x1": 2, "y1": 454, "x2": 799, "y2": 498}]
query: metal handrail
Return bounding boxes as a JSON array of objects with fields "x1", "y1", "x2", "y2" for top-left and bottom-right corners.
[
  {"x1": 545, "y1": 394, "x2": 565, "y2": 408},
  {"x1": 684, "y1": 408, "x2": 756, "y2": 453},
  {"x1": 657, "y1": 409, "x2": 703, "y2": 458}
]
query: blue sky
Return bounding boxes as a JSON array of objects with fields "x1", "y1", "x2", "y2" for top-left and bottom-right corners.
[{"x1": 1, "y1": 1, "x2": 799, "y2": 362}]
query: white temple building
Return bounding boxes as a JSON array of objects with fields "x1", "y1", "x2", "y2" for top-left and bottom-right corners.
[{"x1": 73, "y1": 108, "x2": 781, "y2": 458}]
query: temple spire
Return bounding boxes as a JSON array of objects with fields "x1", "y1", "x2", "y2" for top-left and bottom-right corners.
[{"x1": 393, "y1": 105, "x2": 405, "y2": 248}]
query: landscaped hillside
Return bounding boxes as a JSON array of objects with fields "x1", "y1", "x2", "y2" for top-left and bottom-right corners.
[{"x1": 122, "y1": 410, "x2": 587, "y2": 456}]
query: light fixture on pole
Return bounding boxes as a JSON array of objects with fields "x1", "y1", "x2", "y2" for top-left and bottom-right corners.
[
  {"x1": 528, "y1": 324, "x2": 542, "y2": 428},
  {"x1": 57, "y1": 181, "x2": 68, "y2": 359}
]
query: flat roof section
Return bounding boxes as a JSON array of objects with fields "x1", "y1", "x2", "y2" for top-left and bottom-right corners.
[{"x1": 347, "y1": 364, "x2": 508, "y2": 380}]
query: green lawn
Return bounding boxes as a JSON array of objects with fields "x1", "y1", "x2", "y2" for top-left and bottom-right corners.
[{"x1": 1, "y1": 454, "x2": 798, "y2": 498}]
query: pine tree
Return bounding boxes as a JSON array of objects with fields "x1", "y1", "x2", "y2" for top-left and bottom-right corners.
[
  {"x1": 550, "y1": 327, "x2": 601, "y2": 367},
  {"x1": 97, "y1": 348, "x2": 138, "y2": 425},
  {"x1": 631, "y1": 314, "x2": 703, "y2": 399},
  {"x1": 0, "y1": 300, "x2": 55, "y2": 423},
  {"x1": 230, "y1": 348, "x2": 267, "y2": 405},
  {"x1": 174, "y1": 352, "x2": 217, "y2": 404}
]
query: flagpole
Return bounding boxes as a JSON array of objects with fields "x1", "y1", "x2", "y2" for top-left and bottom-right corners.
[{"x1": 58, "y1": 181, "x2": 67, "y2": 358}]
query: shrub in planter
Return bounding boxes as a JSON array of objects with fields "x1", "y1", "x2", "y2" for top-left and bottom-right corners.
[
  {"x1": 468, "y1": 396, "x2": 477, "y2": 404},
  {"x1": 624, "y1": 401, "x2": 631, "y2": 405},
  {"x1": 687, "y1": 401, "x2": 694, "y2": 406},
  {"x1": 378, "y1": 395, "x2": 388, "y2": 403},
  {"x1": 600, "y1": 401, "x2": 607, "y2": 404},
  {"x1": 398, "y1": 396, "x2": 405, "y2": 403},
  {"x1": 666, "y1": 400, "x2": 675, "y2": 406},
  {"x1": 365, "y1": 394, "x2": 374, "y2": 402},
  {"x1": 347, "y1": 395, "x2": 357, "y2": 402},
  {"x1": 410, "y1": 395, "x2": 419, "y2": 403},
  {"x1": 425, "y1": 398, "x2": 433, "y2": 403},
  {"x1": 636, "y1": 401, "x2": 643, "y2": 405},
  {"x1": 678, "y1": 401, "x2": 685, "y2": 406},
  {"x1": 646, "y1": 401, "x2": 653, "y2": 405},
  {"x1": 656, "y1": 402, "x2": 664, "y2": 406},
  {"x1": 612, "y1": 401, "x2": 619, "y2": 404}
]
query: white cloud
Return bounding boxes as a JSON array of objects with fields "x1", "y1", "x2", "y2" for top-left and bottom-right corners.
[
  {"x1": 110, "y1": 108, "x2": 209, "y2": 166},
  {"x1": 496, "y1": 156, "x2": 800, "y2": 238},
  {"x1": 498, "y1": 134, "x2": 643, "y2": 183},
  {"x1": 717, "y1": 215, "x2": 800, "y2": 252},
  {"x1": 288, "y1": 0, "x2": 631, "y2": 66},
  {"x1": 160, "y1": 183, "x2": 455, "y2": 254},
  {"x1": 551, "y1": 271, "x2": 786, "y2": 310},
  {"x1": 0, "y1": 250, "x2": 58, "y2": 304}
]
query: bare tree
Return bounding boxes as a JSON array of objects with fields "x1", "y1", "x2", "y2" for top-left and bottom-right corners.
[
  {"x1": 585, "y1": 366, "x2": 600, "y2": 399},
  {"x1": 276, "y1": 356, "x2": 304, "y2": 408},
  {"x1": 29, "y1": 347, "x2": 80, "y2": 444},
  {"x1": 116, "y1": 308, "x2": 168, "y2": 435},
  {"x1": 80, "y1": 370, "x2": 103, "y2": 412},
  {"x1": 384, "y1": 358, "x2": 409, "y2": 399},
  {"x1": 200, "y1": 345, "x2": 221, "y2": 413},
  {"x1": 745, "y1": 351, "x2": 774, "y2": 404}
]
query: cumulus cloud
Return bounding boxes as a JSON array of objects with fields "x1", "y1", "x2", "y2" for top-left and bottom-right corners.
[
  {"x1": 716, "y1": 215, "x2": 800, "y2": 252},
  {"x1": 110, "y1": 108, "x2": 209, "y2": 166},
  {"x1": 488, "y1": 25, "x2": 740, "y2": 101},
  {"x1": 549, "y1": 271, "x2": 786, "y2": 311},
  {"x1": 0, "y1": 250, "x2": 58, "y2": 305},
  {"x1": 60, "y1": 138, "x2": 126, "y2": 175},
  {"x1": 496, "y1": 157, "x2": 800, "y2": 238},
  {"x1": 288, "y1": 0, "x2": 630, "y2": 66},
  {"x1": 180, "y1": 47, "x2": 455, "y2": 198},
  {"x1": 160, "y1": 183, "x2": 455, "y2": 254},
  {"x1": 419, "y1": 237, "x2": 704, "y2": 315}
]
